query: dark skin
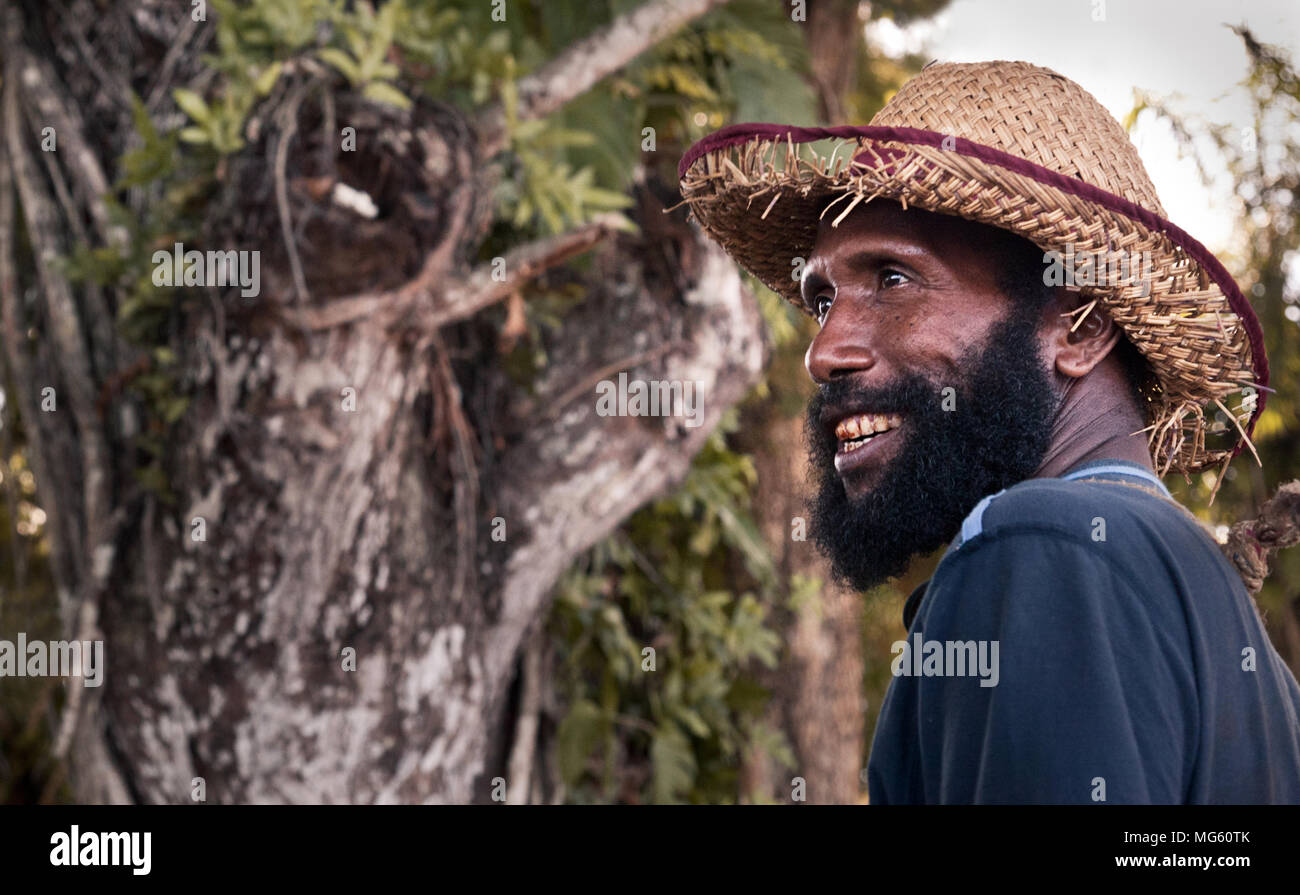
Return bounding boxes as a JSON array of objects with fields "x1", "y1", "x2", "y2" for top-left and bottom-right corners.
[{"x1": 802, "y1": 201, "x2": 1152, "y2": 499}]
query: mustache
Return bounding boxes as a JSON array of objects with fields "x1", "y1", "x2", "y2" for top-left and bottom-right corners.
[{"x1": 807, "y1": 373, "x2": 943, "y2": 443}]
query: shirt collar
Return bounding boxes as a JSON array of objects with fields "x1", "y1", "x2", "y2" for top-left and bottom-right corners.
[{"x1": 1058, "y1": 458, "x2": 1172, "y2": 499}]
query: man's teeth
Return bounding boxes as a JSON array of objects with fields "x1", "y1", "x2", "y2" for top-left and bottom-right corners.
[{"x1": 835, "y1": 413, "x2": 902, "y2": 452}]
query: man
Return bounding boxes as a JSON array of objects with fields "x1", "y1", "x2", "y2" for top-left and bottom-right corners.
[{"x1": 677, "y1": 61, "x2": 1300, "y2": 803}]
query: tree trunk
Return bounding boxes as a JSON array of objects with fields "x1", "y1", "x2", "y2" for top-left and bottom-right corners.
[
  {"x1": 730, "y1": 0, "x2": 872, "y2": 805},
  {"x1": 735, "y1": 355, "x2": 865, "y2": 805},
  {"x1": 805, "y1": 0, "x2": 862, "y2": 123},
  {"x1": 1, "y1": 0, "x2": 759, "y2": 803}
]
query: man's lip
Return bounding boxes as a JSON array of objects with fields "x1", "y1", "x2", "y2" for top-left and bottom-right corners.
[
  {"x1": 818, "y1": 403, "x2": 901, "y2": 434},
  {"x1": 832, "y1": 412, "x2": 902, "y2": 441},
  {"x1": 833, "y1": 424, "x2": 901, "y2": 476}
]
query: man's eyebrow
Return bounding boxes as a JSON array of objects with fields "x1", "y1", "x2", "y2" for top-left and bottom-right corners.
[
  {"x1": 840, "y1": 247, "x2": 924, "y2": 271},
  {"x1": 800, "y1": 248, "x2": 922, "y2": 304},
  {"x1": 800, "y1": 268, "x2": 829, "y2": 307}
]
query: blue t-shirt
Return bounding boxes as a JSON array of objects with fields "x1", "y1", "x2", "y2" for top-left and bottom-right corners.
[{"x1": 866, "y1": 459, "x2": 1300, "y2": 804}]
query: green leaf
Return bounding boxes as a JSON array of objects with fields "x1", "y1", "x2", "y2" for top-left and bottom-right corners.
[
  {"x1": 530, "y1": 126, "x2": 597, "y2": 150},
  {"x1": 650, "y1": 723, "x2": 696, "y2": 804},
  {"x1": 172, "y1": 88, "x2": 212, "y2": 125},
  {"x1": 253, "y1": 61, "x2": 283, "y2": 97},
  {"x1": 533, "y1": 190, "x2": 563, "y2": 235},
  {"x1": 371, "y1": 61, "x2": 401, "y2": 81},
  {"x1": 161, "y1": 397, "x2": 190, "y2": 424},
  {"x1": 343, "y1": 23, "x2": 368, "y2": 62},
  {"x1": 556, "y1": 699, "x2": 604, "y2": 786},
  {"x1": 578, "y1": 185, "x2": 633, "y2": 211},
  {"x1": 361, "y1": 81, "x2": 412, "y2": 110},
  {"x1": 511, "y1": 119, "x2": 547, "y2": 142},
  {"x1": 363, "y1": 0, "x2": 399, "y2": 78},
  {"x1": 674, "y1": 706, "x2": 710, "y2": 738},
  {"x1": 317, "y1": 47, "x2": 361, "y2": 84},
  {"x1": 511, "y1": 196, "x2": 533, "y2": 228}
]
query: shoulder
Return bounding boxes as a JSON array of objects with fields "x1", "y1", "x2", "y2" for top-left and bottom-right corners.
[
  {"x1": 921, "y1": 475, "x2": 1223, "y2": 631},
  {"x1": 916, "y1": 480, "x2": 1203, "y2": 657},
  {"x1": 953, "y1": 474, "x2": 1214, "y2": 556}
]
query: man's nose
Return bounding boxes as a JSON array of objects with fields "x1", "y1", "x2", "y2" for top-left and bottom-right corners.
[{"x1": 805, "y1": 306, "x2": 877, "y2": 384}]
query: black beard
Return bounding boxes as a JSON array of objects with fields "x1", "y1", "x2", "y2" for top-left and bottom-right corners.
[{"x1": 806, "y1": 308, "x2": 1059, "y2": 592}]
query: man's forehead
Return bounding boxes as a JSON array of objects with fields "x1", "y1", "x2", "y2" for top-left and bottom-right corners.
[
  {"x1": 809, "y1": 201, "x2": 1011, "y2": 261},
  {"x1": 810, "y1": 202, "x2": 945, "y2": 258}
]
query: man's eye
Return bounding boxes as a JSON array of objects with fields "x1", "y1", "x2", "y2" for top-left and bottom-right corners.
[
  {"x1": 815, "y1": 295, "x2": 833, "y2": 320},
  {"x1": 881, "y1": 269, "x2": 909, "y2": 289}
]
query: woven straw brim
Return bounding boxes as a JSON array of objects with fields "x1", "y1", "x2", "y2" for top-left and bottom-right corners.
[{"x1": 678, "y1": 125, "x2": 1269, "y2": 476}]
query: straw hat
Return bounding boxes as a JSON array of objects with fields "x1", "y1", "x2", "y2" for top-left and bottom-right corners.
[{"x1": 677, "y1": 60, "x2": 1268, "y2": 477}]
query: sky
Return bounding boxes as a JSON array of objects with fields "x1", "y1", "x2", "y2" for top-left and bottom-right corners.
[{"x1": 866, "y1": 0, "x2": 1300, "y2": 259}]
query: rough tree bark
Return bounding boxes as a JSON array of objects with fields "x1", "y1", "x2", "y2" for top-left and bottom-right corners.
[{"x1": 0, "y1": 0, "x2": 762, "y2": 803}]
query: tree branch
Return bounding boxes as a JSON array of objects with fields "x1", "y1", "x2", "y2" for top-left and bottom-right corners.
[
  {"x1": 25, "y1": 100, "x2": 119, "y2": 380},
  {"x1": 505, "y1": 629, "x2": 546, "y2": 804},
  {"x1": 0, "y1": 88, "x2": 65, "y2": 595},
  {"x1": 424, "y1": 213, "x2": 624, "y2": 329},
  {"x1": 485, "y1": 233, "x2": 769, "y2": 684},
  {"x1": 474, "y1": 0, "x2": 728, "y2": 156},
  {"x1": 3, "y1": 38, "x2": 112, "y2": 597},
  {"x1": 144, "y1": 13, "x2": 205, "y2": 112},
  {"x1": 274, "y1": 79, "x2": 315, "y2": 304},
  {"x1": 284, "y1": 212, "x2": 622, "y2": 332},
  {"x1": 3, "y1": 15, "x2": 116, "y2": 770},
  {"x1": 13, "y1": 45, "x2": 127, "y2": 250}
]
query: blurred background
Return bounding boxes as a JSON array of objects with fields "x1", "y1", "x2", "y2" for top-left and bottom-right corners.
[{"x1": 1, "y1": 0, "x2": 1298, "y2": 804}]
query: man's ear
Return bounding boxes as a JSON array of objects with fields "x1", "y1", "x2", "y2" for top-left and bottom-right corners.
[{"x1": 1041, "y1": 291, "x2": 1124, "y2": 379}]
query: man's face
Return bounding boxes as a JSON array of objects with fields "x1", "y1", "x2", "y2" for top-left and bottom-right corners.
[{"x1": 801, "y1": 201, "x2": 1061, "y2": 592}]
